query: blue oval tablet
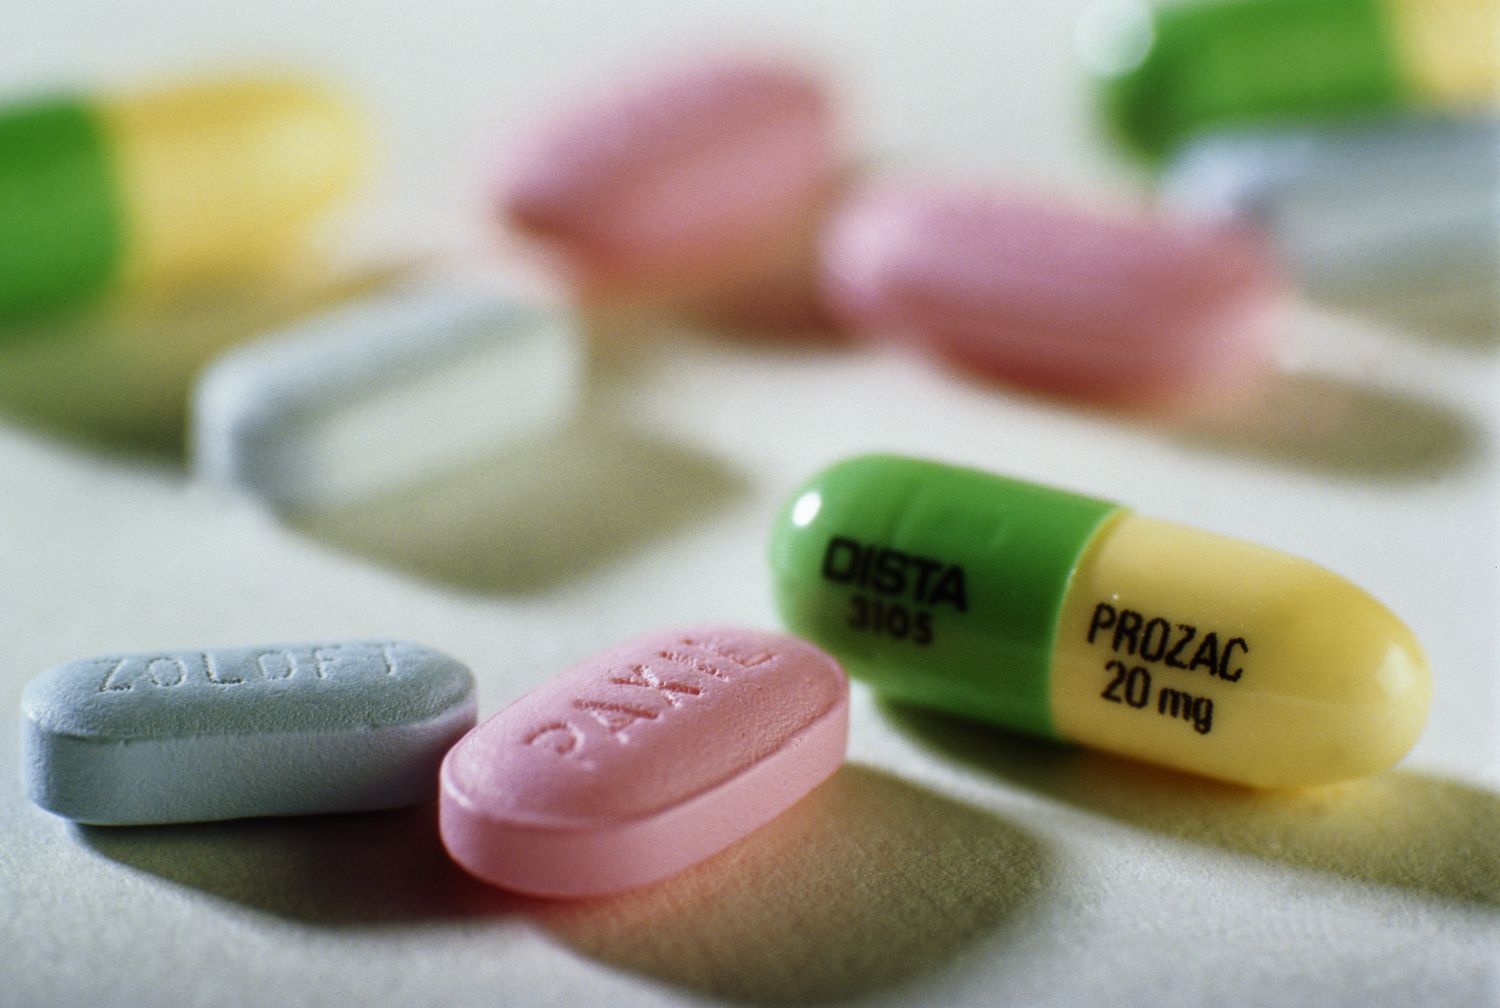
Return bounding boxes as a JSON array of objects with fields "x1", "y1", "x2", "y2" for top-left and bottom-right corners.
[{"x1": 20, "y1": 641, "x2": 476, "y2": 825}]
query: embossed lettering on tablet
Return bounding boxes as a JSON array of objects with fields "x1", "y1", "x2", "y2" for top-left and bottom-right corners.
[
  {"x1": 654, "y1": 649, "x2": 730, "y2": 681},
  {"x1": 313, "y1": 646, "x2": 341, "y2": 679},
  {"x1": 36, "y1": 640, "x2": 478, "y2": 823},
  {"x1": 257, "y1": 650, "x2": 298, "y2": 680},
  {"x1": 147, "y1": 657, "x2": 187, "y2": 687},
  {"x1": 525, "y1": 721, "x2": 586, "y2": 756},
  {"x1": 522, "y1": 637, "x2": 784, "y2": 761},
  {"x1": 99, "y1": 657, "x2": 133, "y2": 692},
  {"x1": 610, "y1": 663, "x2": 702, "y2": 706},
  {"x1": 203, "y1": 652, "x2": 244, "y2": 685},
  {"x1": 380, "y1": 643, "x2": 401, "y2": 676},
  {"x1": 678, "y1": 636, "x2": 773, "y2": 669},
  {"x1": 573, "y1": 699, "x2": 659, "y2": 742}
]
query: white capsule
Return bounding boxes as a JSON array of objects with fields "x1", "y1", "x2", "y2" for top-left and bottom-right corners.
[
  {"x1": 192, "y1": 277, "x2": 581, "y2": 512},
  {"x1": 1160, "y1": 116, "x2": 1500, "y2": 328}
]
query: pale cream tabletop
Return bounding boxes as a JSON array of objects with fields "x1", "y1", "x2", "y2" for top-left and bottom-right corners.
[{"x1": 3, "y1": 2, "x2": 1496, "y2": 1005}]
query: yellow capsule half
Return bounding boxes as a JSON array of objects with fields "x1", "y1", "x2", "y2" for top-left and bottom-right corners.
[
  {"x1": 770, "y1": 455, "x2": 1432, "y2": 788},
  {"x1": 1384, "y1": 0, "x2": 1500, "y2": 108},
  {"x1": 1050, "y1": 512, "x2": 1431, "y2": 787},
  {"x1": 100, "y1": 76, "x2": 366, "y2": 295}
]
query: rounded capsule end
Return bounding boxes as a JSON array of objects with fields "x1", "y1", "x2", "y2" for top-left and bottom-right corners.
[
  {"x1": 1052, "y1": 513, "x2": 1432, "y2": 789},
  {"x1": 1252, "y1": 578, "x2": 1432, "y2": 788},
  {"x1": 1076, "y1": 0, "x2": 1170, "y2": 159}
]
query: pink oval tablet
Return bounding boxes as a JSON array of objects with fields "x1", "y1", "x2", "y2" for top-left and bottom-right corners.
[
  {"x1": 497, "y1": 53, "x2": 842, "y2": 325},
  {"x1": 439, "y1": 627, "x2": 848, "y2": 898},
  {"x1": 819, "y1": 180, "x2": 1288, "y2": 410}
]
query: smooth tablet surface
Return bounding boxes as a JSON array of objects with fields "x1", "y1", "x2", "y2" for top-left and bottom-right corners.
[
  {"x1": 22, "y1": 641, "x2": 476, "y2": 825},
  {"x1": 1160, "y1": 115, "x2": 1500, "y2": 327},
  {"x1": 192, "y1": 278, "x2": 580, "y2": 512},
  {"x1": 498, "y1": 53, "x2": 841, "y2": 323},
  {"x1": 819, "y1": 180, "x2": 1287, "y2": 410},
  {"x1": 771, "y1": 455, "x2": 1431, "y2": 788},
  {"x1": 439, "y1": 627, "x2": 848, "y2": 897}
]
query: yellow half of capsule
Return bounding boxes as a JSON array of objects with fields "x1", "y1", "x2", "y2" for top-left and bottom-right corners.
[
  {"x1": 1384, "y1": 0, "x2": 1500, "y2": 106},
  {"x1": 1051, "y1": 513, "x2": 1432, "y2": 788},
  {"x1": 98, "y1": 77, "x2": 366, "y2": 296}
]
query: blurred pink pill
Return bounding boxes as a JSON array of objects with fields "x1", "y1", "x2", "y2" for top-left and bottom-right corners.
[
  {"x1": 439, "y1": 627, "x2": 848, "y2": 898},
  {"x1": 820, "y1": 182, "x2": 1288, "y2": 408},
  {"x1": 498, "y1": 54, "x2": 841, "y2": 323}
]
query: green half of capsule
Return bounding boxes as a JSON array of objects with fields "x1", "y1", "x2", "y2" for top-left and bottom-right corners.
[
  {"x1": 1089, "y1": 0, "x2": 1499, "y2": 160},
  {"x1": 0, "y1": 99, "x2": 122, "y2": 319},
  {"x1": 769, "y1": 454, "x2": 1119, "y2": 738}
]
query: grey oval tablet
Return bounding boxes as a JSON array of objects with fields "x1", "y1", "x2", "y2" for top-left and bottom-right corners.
[
  {"x1": 21, "y1": 641, "x2": 477, "y2": 825},
  {"x1": 192, "y1": 278, "x2": 581, "y2": 513}
]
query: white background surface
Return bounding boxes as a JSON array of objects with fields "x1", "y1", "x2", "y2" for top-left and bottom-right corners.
[{"x1": 3, "y1": 2, "x2": 1497, "y2": 1006}]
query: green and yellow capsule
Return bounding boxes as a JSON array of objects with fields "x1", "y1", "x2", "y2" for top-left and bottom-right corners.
[
  {"x1": 0, "y1": 75, "x2": 364, "y2": 321},
  {"x1": 770, "y1": 454, "x2": 1432, "y2": 788}
]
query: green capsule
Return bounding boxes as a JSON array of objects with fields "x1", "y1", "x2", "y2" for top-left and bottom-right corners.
[{"x1": 1085, "y1": 0, "x2": 1499, "y2": 160}]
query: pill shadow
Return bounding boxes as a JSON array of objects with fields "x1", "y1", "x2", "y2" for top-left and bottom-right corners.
[
  {"x1": 526, "y1": 763, "x2": 1048, "y2": 1005},
  {"x1": 884, "y1": 702, "x2": 1500, "y2": 908},
  {"x1": 75, "y1": 801, "x2": 518, "y2": 925},
  {"x1": 289, "y1": 414, "x2": 748, "y2": 596},
  {"x1": 1307, "y1": 277, "x2": 1500, "y2": 350},
  {"x1": 0, "y1": 267, "x2": 401, "y2": 459},
  {"x1": 1163, "y1": 369, "x2": 1481, "y2": 481}
]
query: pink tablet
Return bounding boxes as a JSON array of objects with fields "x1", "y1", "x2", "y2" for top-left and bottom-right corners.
[
  {"x1": 820, "y1": 179, "x2": 1288, "y2": 410},
  {"x1": 439, "y1": 627, "x2": 849, "y2": 898},
  {"x1": 496, "y1": 53, "x2": 843, "y2": 327}
]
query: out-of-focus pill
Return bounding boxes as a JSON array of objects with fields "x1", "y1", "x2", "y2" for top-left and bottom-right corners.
[
  {"x1": 770, "y1": 455, "x2": 1432, "y2": 788},
  {"x1": 819, "y1": 181, "x2": 1286, "y2": 410},
  {"x1": 1080, "y1": 0, "x2": 1500, "y2": 160},
  {"x1": 439, "y1": 627, "x2": 848, "y2": 897},
  {"x1": 21, "y1": 641, "x2": 476, "y2": 825},
  {"x1": 0, "y1": 75, "x2": 363, "y2": 321},
  {"x1": 1161, "y1": 116, "x2": 1500, "y2": 328},
  {"x1": 192, "y1": 278, "x2": 581, "y2": 512},
  {"x1": 497, "y1": 54, "x2": 842, "y2": 327}
]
